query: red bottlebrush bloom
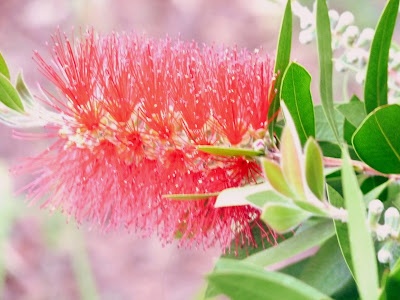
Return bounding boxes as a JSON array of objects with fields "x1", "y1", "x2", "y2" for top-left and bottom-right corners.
[{"x1": 14, "y1": 29, "x2": 277, "y2": 250}]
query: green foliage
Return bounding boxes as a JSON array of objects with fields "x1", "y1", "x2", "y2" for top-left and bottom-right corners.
[
  {"x1": 299, "y1": 237, "x2": 357, "y2": 298},
  {"x1": 314, "y1": 105, "x2": 344, "y2": 144},
  {"x1": 207, "y1": 259, "x2": 332, "y2": 300},
  {"x1": 244, "y1": 220, "x2": 334, "y2": 267},
  {"x1": 197, "y1": 146, "x2": 263, "y2": 157},
  {"x1": 364, "y1": 0, "x2": 399, "y2": 113},
  {"x1": 353, "y1": 105, "x2": 400, "y2": 174},
  {"x1": 162, "y1": 192, "x2": 219, "y2": 200},
  {"x1": 316, "y1": 0, "x2": 340, "y2": 143},
  {"x1": 0, "y1": 52, "x2": 10, "y2": 80},
  {"x1": 214, "y1": 183, "x2": 271, "y2": 208},
  {"x1": 261, "y1": 203, "x2": 311, "y2": 233},
  {"x1": 336, "y1": 95, "x2": 366, "y2": 128},
  {"x1": 326, "y1": 186, "x2": 355, "y2": 279},
  {"x1": 262, "y1": 159, "x2": 295, "y2": 198},
  {"x1": 246, "y1": 189, "x2": 291, "y2": 209},
  {"x1": 342, "y1": 148, "x2": 379, "y2": 300},
  {"x1": 304, "y1": 138, "x2": 324, "y2": 200},
  {"x1": 280, "y1": 62, "x2": 315, "y2": 145},
  {"x1": 380, "y1": 257, "x2": 400, "y2": 300},
  {"x1": 0, "y1": 73, "x2": 24, "y2": 113},
  {"x1": 269, "y1": 0, "x2": 292, "y2": 136}
]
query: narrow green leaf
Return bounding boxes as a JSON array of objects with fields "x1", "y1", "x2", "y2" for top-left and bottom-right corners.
[
  {"x1": 304, "y1": 138, "x2": 324, "y2": 200},
  {"x1": 316, "y1": 0, "x2": 340, "y2": 143},
  {"x1": 299, "y1": 237, "x2": 355, "y2": 297},
  {"x1": 352, "y1": 104, "x2": 400, "y2": 174},
  {"x1": 222, "y1": 223, "x2": 291, "y2": 260},
  {"x1": 280, "y1": 104, "x2": 306, "y2": 200},
  {"x1": 197, "y1": 146, "x2": 262, "y2": 157},
  {"x1": 342, "y1": 148, "x2": 379, "y2": 300},
  {"x1": 280, "y1": 62, "x2": 315, "y2": 145},
  {"x1": 0, "y1": 73, "x2": 24, "y2": 113},
  {"x1": 215, "y1": 183, "x2": 270, "y2": 208},
  {"x1": 343, "y1": 119, "x2": 357, "y2": 145},
  {"x1": 162, "y1": 192, "x2": 219, "y2": 200},
  {"x1": 336, "y1": 95, "x2": 366, "y2": 128},
  {"x1": 246, "y1": 189, "x2": 290, "y2": 209},
  {"x1": 327, "y1": 185, "x2": 355, "y2": 280},
  {"x1": 244, "y1": 220, "x2": 334, "y2": 267},
  {"x1": 268, "y1": 0, "x2": 292, "y2": 136},
  {"x1": 208, "y1": 259, "x2": 332, "y2": 300},
  {"x1": 364, "y1": 0, "x2": 400, "y2": 113},
  {"x1": 16, "y1": 72, "x2": 34, "y2": 105},
  {"x1": 262, "y1": 158, "x2": 295, "y2": 198},
  {"x1": 207, "y1": 226, "x2": 292, "y2": 298},
  {"x1": 363, "y1": 179, "x2": 391, "y2": 205},
  {"x1": 380, "y1": 256, "x2": 400, "y2": 300},
  {"x1": 0, "y1": 52, "x2": 10, "y2": 80},
  {"x1": 261, "y1": 203, "x2": 311, "y2": 233},
  {"x1": 315, "y1": 105, "x2": 344, "y2": 144}
]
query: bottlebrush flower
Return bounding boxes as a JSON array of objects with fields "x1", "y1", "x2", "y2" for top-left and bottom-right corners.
[{"x1": 12, "y1": 29, "x2": 278, "y2": 250}]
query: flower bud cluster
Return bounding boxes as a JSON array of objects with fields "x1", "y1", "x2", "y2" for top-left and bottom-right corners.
[
  {"x1": 368, "y1": 200, "x2": 400, "y2": 264},
  {"x1": 292, "y1": 1, "x2": 400, "y2": 103}
]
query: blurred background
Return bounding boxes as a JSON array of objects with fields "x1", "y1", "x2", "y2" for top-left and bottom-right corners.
[{"x1": 0, "y1": 0, "x2": 391, "y2": 299}]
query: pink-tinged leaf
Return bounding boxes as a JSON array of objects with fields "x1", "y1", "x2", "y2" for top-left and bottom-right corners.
[
  {"x1": 304, "y1": 138, "x2": 325, "y2": 200},
  {"x1": 262, "y1": 158, "x2": 295, "y2": 199}
]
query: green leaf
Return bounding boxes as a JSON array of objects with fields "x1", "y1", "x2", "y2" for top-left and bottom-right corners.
[
  {"x1": 280, "y1": 62, "x2": 315, "y2": 145},
  {"x1": 363, "y1": 179, "x2": 391, "y2": 205},
  {"x1": 16, "y1": 72, "x2": 34, "y2": 105},
  {"x1": 336, "y1": 95, "x2": 366, "y2": 128},
  {"x1": 0, "y1": 73, "x2": 24, "y2": 113},
  {"x1": 364, "y1": 0, "x2": 400, "y2": 113},
  {"x1": 315, "y1": 105, "x2": 344, "y2": 143},
  {"x1": 316, "y1": 0, "x2": 340, "y2": 143},
  {"x1": 246, "y1": 189, "x2": 291, "y2": 209},
  {"x1": 261, "y1": 203, "x2": 311, "y2": 233},
  {"x1": 207, "y1": 259, "x2": 332, "y2": 300},
  {"x1": 294, "y1": 201, "x2": 329, "y2": 216},
  {"x1": 197, "y1": 146, "x2": 262, "y2": 157},
  {"x1": 327, "y1": 185, "x2": 355, "y2": 280},
  {"x1": 268, "y1": 0, "x2": 292, "y2": 136},
  {"x1": 244, "y1": 220, "x2": 334, "y2": 267},
  {"x1": 343, "y1": 119, "x2": 357, "y2": 145},
  {"x1": 262, "y1": 158, "x2": 295, "y2": 198},
  {"x1": 352, "y1": 104, "x2": 400, "y2": 174},
  {"x1": 206, "y1": 226, "x2": 292, "y2": 298},
  {"x1": 162, "y1": 192, "x2": 219, "y2": 200},
  {"x1": 280, "y1": 104, "x2": 306, "y2": 200},
  {"x1": 0, "y1": 52, "x2": 10, "y2": 80},
  {"x1": 222, "y1": 223, "x2": 291, "y2": 260},
  {"x1": 304, "y1": 138, "x2": 324, "y2": 200},
  {"x1": 215, "y1": 183, "x2": 270, "y2": 208},
  {"x1": 299, "y1": 237, "x2": 355, "y2": 297},
  {"x1": 342, "y1": 147, "x2": 379, "y2": 300},
  {"x1": 380, "y1": 256, "x2": 400, "y2": 300},
  {"x1": 319, "y1": 141, "x2": 342, "y2": 158}
]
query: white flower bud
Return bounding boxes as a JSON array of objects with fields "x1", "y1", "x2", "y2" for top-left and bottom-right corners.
[
  {"x1": 356, "y1": 28, "x2": 374, "y2": 47},
  {"x1": 329, "y1": 10, "x2": 340, "y2": 27},
  {"x1": 342, "y1": 25, "x2": 359, "y2": 46},
  {"x1": 378, "y1": 248, "x2": 393, "y2": 264},
  {"x1": 299, "y1": 29, "x2": 315, "y2": 45},
  {"x1": 385, "y1": 207, "x2": 400, "y2": 237},
  {"x1": 376, "y1": 224, "x2": 390, "y2": 241},
  {"x1": 335, "y1": 11, "x2": 355, "y2": 33},
  {"x1": 355, "y1": 70, "x2": 366, "y2": 84},
  {"x1": 335, "y1": 59, "x2": 347, "y2": 72},
  {"x1": 368, "y1": 199, "x2": 384, "y2": 229}
]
